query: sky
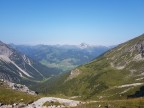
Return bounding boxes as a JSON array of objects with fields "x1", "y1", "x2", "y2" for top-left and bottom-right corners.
[{"x1": 0, "y1": 0, "x2": 144, "y2": 46}]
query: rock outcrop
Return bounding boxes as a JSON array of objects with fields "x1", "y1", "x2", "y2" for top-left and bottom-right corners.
[
  {"x1": 0, "y1": 79, "x2": 36, "y2": 95},
  {"x1": 66, "y1": 69, "x2": 81, "y2": 81},
  {"x1": 25, "y1": 97, "x2": 82, "y2": 108}
]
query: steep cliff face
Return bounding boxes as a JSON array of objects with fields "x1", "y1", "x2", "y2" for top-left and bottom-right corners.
[{"x1": 0, "y1": 41, "x2": 59, "y2": 84}]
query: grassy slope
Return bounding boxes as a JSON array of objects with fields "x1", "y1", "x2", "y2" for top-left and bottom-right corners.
[
  {"x1": 33, "y1": 34, "x2": 144, "y2": 100},
  {"x1": 0, "y1": 82, "x2": 40, "y2": 105},
  {"x1": 75, "y1": 98, "x2": 144, "y2": 108}
]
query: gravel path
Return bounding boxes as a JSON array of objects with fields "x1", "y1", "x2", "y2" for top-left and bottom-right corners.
[{"x1": 25, "y1": 97, "x2": 82, "y2": 108}]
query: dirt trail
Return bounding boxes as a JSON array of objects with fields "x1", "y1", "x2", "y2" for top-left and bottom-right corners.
[{"x1": 25, "y1": 97, "x2": 82, "y2": 108}]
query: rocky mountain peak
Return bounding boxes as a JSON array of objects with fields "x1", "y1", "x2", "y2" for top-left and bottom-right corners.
[
  {"x1": 0, "y1": 40, "x2": 5, "y2": 45},
  {"x1": 79, "y1": 43, "x2": 89, "y2": 49},
  {"x1": 0, "y1": 41, "x2": 13, "y2": 57}
]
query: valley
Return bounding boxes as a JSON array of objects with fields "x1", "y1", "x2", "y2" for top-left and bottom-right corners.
[
  {"x1": 11, "y1": 44, "x2": 110, "y2": 72},
  {"x1": 30, "y1": 34, "x2": 144, "y2": 107},
  {"x1": 1, "y1": 34, "x2": 144, "y2": 107},
  {"x1": 1, "y1": 0, "x2": 144, "y2": 107}
]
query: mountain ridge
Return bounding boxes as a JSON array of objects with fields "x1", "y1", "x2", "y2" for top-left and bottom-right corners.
[
  {"x1": 0, "y1": 41, "x2": 60, "y2": 85},
  {"x1": 33, "y1": 34, "x2": 144, "y2": 100}
]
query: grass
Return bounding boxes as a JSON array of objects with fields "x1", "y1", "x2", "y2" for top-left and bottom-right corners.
[
  {"x1": 75, "y1": 98, "x2": 144, "y2": 108},
  {"x1": 30, "y1": 34, "x2": 144, "y2": 101},
  {"x1": 0, "y1": 83, "x2": 40, "y2": 105}
]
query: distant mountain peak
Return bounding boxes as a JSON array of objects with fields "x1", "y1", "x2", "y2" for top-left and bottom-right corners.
[{"x1": 79, "y1": 43, "x2": 90, "y2": 49}]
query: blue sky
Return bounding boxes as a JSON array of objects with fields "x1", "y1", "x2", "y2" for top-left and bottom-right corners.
[{"x1": 0, "y1": 0, "x2": 144, "y2": 46}]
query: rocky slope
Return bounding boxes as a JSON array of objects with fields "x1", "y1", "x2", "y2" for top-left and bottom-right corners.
[
  {"x1": 0, "y1": 41, "x2": 59, "y2": 84},
  {"x1": 35, "y1": 34, "x2": 144, "y2": 100},
  {"x1": 0, "y1": 79, "x2": 81, "y2": 108},
  {"x1": 0, "y1": 79, "x2": 36, "y2": 95},
  {"x1": 0, "y1": 79, "x2": 39, "y2": 108}
]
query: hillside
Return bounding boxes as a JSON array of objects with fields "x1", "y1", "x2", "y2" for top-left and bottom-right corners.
[
  {"x1": 0, "y1": 41, "x2": 60, "y2": 85},
  {"x1": 11, "y1": 44, "x2": 110, "y2": 72},
  {"x1": 0, "y1": 80, "x2": 39, "y2": 107},
  {"x1": 34, "y1": 34, "x2": 144, "y2": 100}
]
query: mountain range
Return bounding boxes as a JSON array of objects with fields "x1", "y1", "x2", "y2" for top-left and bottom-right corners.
[
  {"x1": 0, "y1": 34, "x2": 144, "y2": 105},
  {"x1": 33, "y1": 34, "x2": 144, "y2": 100},
  {"x1": 11, "y1": 43, "x2": 111, "y2": 72},
  {"x1": 0, "y1": 41, "x2": 60, "y2": 85}
]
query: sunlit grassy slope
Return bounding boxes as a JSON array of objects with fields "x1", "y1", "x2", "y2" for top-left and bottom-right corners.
[
  {"x1": 75, "y1": 98, "x2": 144, "y2": 108},
  {"x1": 32, "y1": 34, "x2": 144, "y2": 101},
  {"x1": 0, "y1": 81, "x2": 39, "y2": 105}
]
